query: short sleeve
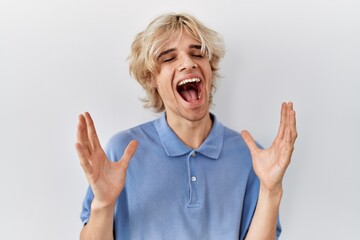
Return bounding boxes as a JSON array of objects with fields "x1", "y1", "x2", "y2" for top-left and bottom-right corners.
[
  {"x1": 80, "y1": 186, "x2": 94, "y2": 225},
  {"x1": 276, "y1": 216, "x2": 282, "y2": 239},
  {"x1": 239, "y1": 167, "x2": 260, "y2": 240}
]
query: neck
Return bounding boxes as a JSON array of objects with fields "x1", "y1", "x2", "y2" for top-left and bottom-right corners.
[{"x1": 166, "y1": 113, "x2": 213, "y2": 149}]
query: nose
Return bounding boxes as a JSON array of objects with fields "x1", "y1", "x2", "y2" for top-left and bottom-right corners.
[{"x1": 177, "y1": 54, "x2": 197, "y2": 72}]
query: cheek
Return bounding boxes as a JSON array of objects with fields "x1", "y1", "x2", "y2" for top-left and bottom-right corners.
[
  {"x1": 202, "y1": 62, "x2": 213, "y2": 78},
  {"x1": 156, "y1": 80, "x2": 172, "y2": 99},
  {"x1": 206, "y1": 70, "x2": 214, "y2": 87},
  {"x1": 157, "y1": 70, "x2": 175, "y2": 90}
]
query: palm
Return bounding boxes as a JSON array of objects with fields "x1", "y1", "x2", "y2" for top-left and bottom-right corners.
[
  {"x1": 85, "y1": 149, "x2": 125, "y2": 204},
  {"x1": 75, "y1": 112, "x2": 137, "y2": 207},
  {"x1": 241, "y1": 102, "x2": 297, "y2": 190}
]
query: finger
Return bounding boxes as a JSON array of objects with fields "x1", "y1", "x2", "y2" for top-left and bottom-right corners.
[
  {"x1": 276, "y1": 102, "x2": 287, "y2": 140},
  {"x1": 241, "y1": 130, "x2": 259, "y2": 155},
  {"x1": 77, "y1": 114, "x2": 91, "y2": 152},
  {"x1": 118, "y1": 140, "x2": 138, "y2": 168},
  {"x1": 282, "y1": 128, "x2": 293, "y2": 168},
  {"x1": 75, "y1": 142, "x2": 92, "y2": 174},
  {"x1": 285, "y1": 128, "x2": 294, "y2": 156},
  {"x1": 289, "y1": 109, "x2": 298, "y2": 142},
  {"x1": 77, "y1": 114, "x2": 92, "y2": 155},
  {"x1": 285, "y1": 102, "x2": 297, "y2": 143},
  {"x1": 84, "y1": 112, "x2": 102, "y2": 151},
  {"x1": 287, "y1": 101, "x2": 294, "y2": 111},
  {"x1": 286, "y1": 102, "x2": 293, "y2": 128}
]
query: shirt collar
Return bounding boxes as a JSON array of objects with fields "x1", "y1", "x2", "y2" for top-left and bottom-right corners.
[{"x1": 154, "y1": 113, "x2": 224, "y2": 159}]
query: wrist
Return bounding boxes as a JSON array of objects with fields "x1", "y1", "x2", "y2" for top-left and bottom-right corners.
[
  {"x1": 259, "y1": 184, "x2": 283, "y2": 201},
  {"x1": 91, "y1": 198, "x2": 116, "y2": 212},
  {"x1": 83, "y1": 198, "x2": 115, "y2": 240}
]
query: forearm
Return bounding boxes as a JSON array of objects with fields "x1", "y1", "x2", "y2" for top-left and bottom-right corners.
[
  {"x1": 245, "y1": 185, "x2": 283, "y2": 240},
  {"x1": 80, "y1": 200, "x2": 115, "y2": 240}
]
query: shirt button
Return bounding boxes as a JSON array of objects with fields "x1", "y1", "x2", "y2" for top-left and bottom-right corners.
[
  {"x1": 191, "y1": 152, "x2": 196, "y2": 157},
  {"x1": 191, "y1": 176, "x2": 197, "y2": 182}
]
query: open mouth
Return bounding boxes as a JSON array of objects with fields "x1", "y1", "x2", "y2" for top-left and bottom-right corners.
[{"x1": 176, "y1": 78, "x2": 202, "y2": 102}]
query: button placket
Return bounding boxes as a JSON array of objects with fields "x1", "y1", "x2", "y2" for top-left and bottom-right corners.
[
  {"x1": 186, "y1": 151, "x2": 200, "y2": 207},
  {"x1": 190, "y1": 151, "x2": 197, "y2": 182}
]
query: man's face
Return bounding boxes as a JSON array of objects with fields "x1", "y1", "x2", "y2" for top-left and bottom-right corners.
[{"x1": 152, "y1": 31, "x2": 213, "y2": 123}]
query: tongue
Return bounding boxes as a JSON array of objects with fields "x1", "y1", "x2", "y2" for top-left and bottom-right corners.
[{"x1": 180, "y1": 89, "x2": 198, "y2": 102}]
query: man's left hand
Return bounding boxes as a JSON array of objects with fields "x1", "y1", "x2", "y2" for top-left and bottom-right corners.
[{"x1": 241, "y1": 102, "x2": 298, "y2": 191}]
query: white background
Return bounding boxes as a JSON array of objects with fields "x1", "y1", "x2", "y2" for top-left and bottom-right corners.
[{"x1": 1, "y1": 0, "x2": 359, "y2": 239}]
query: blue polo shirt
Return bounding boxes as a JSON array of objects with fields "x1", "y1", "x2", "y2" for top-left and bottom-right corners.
[{"x1": 80, "y1": 114, "x2": 281, "y2": 239}]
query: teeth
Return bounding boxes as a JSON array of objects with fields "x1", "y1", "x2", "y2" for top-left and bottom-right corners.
[{"x1": 177, "y1": 78, "x2": 200, "y2": 86}]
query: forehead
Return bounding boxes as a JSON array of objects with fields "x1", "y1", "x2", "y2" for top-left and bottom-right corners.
[{"x1": 157, "y1": 31, "x2": 201, "y2": 52}]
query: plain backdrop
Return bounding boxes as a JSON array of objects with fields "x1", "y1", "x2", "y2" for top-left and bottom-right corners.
[{"x1": 1, "y1": 0, "x2": 359, "y2": 239}]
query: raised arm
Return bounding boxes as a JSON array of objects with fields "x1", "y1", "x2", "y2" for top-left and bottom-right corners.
[
  {"x1": 241, "y1": 102, "x2": 297, "y2": 239},
  {"x1": 75, "y1": 112, "x2": 137, "y2": 240}
]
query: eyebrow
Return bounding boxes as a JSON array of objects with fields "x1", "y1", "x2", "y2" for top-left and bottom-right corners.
[
  {"x1": 190, "y1": 44, "x2": 201, "y2": 50},
  {"x1": 157, "y1": 44, "x2": 202, "y2": 60},
  {"x1": 157, "y1": 48, "x2": 175, "y2": 60}
]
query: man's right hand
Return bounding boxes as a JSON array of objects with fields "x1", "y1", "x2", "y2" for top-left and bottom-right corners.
[{"x1": 75, "y1": 112, "x2": 138, "y2": 210}]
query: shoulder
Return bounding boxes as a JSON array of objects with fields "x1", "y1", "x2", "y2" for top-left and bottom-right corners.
[
  {"x1": 218, "y1": 122, "x2": 262, "y2": 166},
  {"x1": 221, "y1": 123, "x2": 264, "y2": 150},
  {"x1": 105, "y1": 119, "x2": 158, "y2": 161},
  {"x1": 222, "y1": 125, "x2": 247, "y2": 148},
  {"x1": 107, "y1": 120, "x2": 156, "y2": 144}
]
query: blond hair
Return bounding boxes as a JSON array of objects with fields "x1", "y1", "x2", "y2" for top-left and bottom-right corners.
[{"x1": 129, "y1": 13, "x2": 225, "y2": 112}]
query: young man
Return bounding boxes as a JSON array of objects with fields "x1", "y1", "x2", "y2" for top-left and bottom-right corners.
[{"x1": 76, "y1": 13, "x2": 297, "y2": 240}]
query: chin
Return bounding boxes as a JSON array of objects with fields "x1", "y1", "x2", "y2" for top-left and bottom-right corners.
[{"x1": 182, "y1": 108, "x2": 210, "y2": 122}]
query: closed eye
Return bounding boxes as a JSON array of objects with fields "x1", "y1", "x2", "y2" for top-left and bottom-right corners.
[
  {"x1": 192, "y1": 54, "x2": 204, "y2": 58},
  {"x1": 163, "y1": 57, "x2": 175, "y2": 63}
]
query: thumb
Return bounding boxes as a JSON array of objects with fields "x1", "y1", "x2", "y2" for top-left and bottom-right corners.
[
  {"x1": 118, "y1": 140, "x2": 138, "y2": 168},
  {"x1": 241, "y1": 130, "x2": 258, "y2": 154}
]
